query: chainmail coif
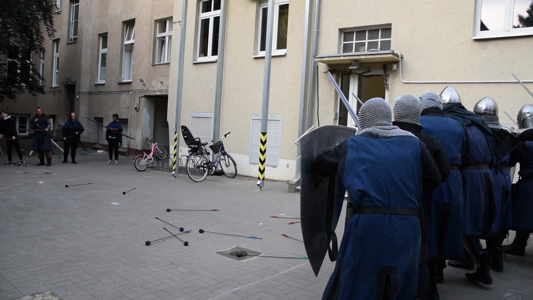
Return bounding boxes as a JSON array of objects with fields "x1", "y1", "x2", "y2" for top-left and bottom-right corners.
[
  {"x1": 419, "y1": 92, "x2": 442, "y2": 110},
  {"x1": 394, "y1": 94, "x2": 421, "y2": 125},
  {"x1": 358, "y1": 98, "x2": 415, "y2": 138}
]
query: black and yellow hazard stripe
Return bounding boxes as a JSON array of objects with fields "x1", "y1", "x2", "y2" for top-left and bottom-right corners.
[
  {"x1": 172, "y1": 132, "x2": 178, "y2": 172},
  {"x1": 258, "y1": 132, "x2": 267, "y2": 181}
]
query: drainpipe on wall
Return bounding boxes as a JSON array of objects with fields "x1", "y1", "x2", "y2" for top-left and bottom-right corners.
[
  {"x1": 305, "y1": 0, "x2": 321, "y2": 130},
  {"x1": 290, "y1": 0, "x2": 313, "y2": 193},
  {"x1": 171, "y1": 0, "x2": 188, "y2": 178},
  {"x1": 213, "y1": 0, "x2": 228, "y2": 143}
]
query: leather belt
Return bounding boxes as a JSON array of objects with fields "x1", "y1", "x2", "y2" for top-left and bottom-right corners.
[
  {"x1": 450, "y1": 165, "x2": 460, "y2": 170},
  {"x1": 354, "y1": 207, "x2": 418, "y2": 217},
  {"x1": 462, "y1": 164, "x2": 489, "y2": 170}
]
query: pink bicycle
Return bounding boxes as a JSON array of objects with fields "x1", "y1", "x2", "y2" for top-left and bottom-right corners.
[{"x1": 133, "y1": 138, "x2": 168, "y2": 171}]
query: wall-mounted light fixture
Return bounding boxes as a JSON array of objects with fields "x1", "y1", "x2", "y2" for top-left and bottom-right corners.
[
  {"x1": 139, "y1": 78, "x2": 145, "y2": 85},
  {"x1": 348, "y1": 60, "x2": 360, "y2": 70}
]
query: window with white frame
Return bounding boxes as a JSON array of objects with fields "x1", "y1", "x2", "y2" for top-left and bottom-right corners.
[
  {"x1": 196, "y1": 0, "x2": 221, "y2": 61},
  {"x1": 249, "y1": 115, "x2": 281, "y2": 167},
  {"x1": 69, "y1": 0, "x2": 79, "y2": 42},
  {"x1": 190, "y1": 113, "x2": 213, "y2": 145},
  {"x1": 155, "y1": 19, "x2": 173, "y2": 64},
  {"x1": 55, "y1": 0, "x2": 62, "y2": 11},
  {"x1": 341, "y1": 26, "x2": 391, "y2": 54},
  {"x1": 256, "y1": 0, "x2": 289, "y2": 56},
  {"x1": 52, "y1": 40, "x2": 60, "y2": 87},
  {"x1": 122, "y1": 22, "x2": 135, "y2": 81},
  {"x1": 39, "y1": 50, "x2": 44, "y2": 86},
  {"x1": 98, "y1": 34, "x2": 107, "y2": 83},
  {"x1": 474, "y1": 0, "x2": 533, "y2": 38},
  {"x1": 13, "y1": 115, "x2": 30, "y2": 136}
]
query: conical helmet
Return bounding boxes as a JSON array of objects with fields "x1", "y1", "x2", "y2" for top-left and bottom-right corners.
[
  {"x1": 517, "y1": 104, "x2": 533, "y2": 129},
  {"x1": 440, "y1": 86, "x2": 461, "y2": 105},
  {"x1": 473, "y1": 97, "x2": 498, "y2": 116}
]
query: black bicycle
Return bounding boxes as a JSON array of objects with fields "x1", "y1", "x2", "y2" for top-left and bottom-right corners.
[{"x1": 181, "y1": 126, "x2": 237, "y2": 182}]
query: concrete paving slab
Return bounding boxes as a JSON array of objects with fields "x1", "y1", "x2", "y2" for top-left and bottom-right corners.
[{"x1": 1, "y1": 149, "x2": 532, "y2": 299}]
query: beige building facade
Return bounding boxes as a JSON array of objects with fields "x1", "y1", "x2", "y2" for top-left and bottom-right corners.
[
  {"x1": 168, "y1": 0, "x2": 533, "y2": 182},
  {"x1": 3, "y1": 0, "x2": 532, "y2": 182},
  {"x1": 2, "y1": 0, "x2": 174, "y2": 152}
]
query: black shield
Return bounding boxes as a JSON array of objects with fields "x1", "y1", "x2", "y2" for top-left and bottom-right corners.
[{"x1": 299, "y1": 125, "x2": 357, "y2": 276}]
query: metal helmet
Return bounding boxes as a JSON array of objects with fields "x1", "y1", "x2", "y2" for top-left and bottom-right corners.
[
  {"x1": 440, "y1": 86, "x2": 461, "y2": 105},
  {"x1": 517, "y1": 104, "x2": 533, "y2": 129},
  {"x1": 473, "y1": 97, "x2": 498, "y2": 116}
]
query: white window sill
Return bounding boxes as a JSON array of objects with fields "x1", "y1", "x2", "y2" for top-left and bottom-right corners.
[
  {"x1": 118, "y1": 81, "x2": 132, "y2": 84},
  {"x1": 95, "y1": 82, "x2": 105, "y2": 86},
  {"x1": 473, "y1": 29, "x2": 533, "y2": 40},
  {"x1": 193, "y1": 58, "x2": 217, "y2": 64},
  {"x1": 252, "y1": 51, "x2": 287, "y2": 58},
  {"x1": 152, "y1": 62, "x2": 170, "y2": 66}
]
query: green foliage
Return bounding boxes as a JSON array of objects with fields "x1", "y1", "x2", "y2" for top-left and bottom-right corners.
[
  {"x1": 517, "y1": 1, "x2": 533, "y2": 28},
  {"x1": 0, "y1": 0, "x2": 56, "y2": 102}
]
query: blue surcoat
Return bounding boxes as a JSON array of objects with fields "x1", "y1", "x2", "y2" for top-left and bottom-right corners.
[
  {"x1": 322, "y1": 135, "x2": 422, "y2": 300},
  {"x1": 420, "y1": 115, "x2": 465, "y2": 259},
  {"x1": 461, "y1": 125, "x2": 496, "y2": 238},
  {"x1": 511, "y1": 141, "x2": 533, "y2": 231}
]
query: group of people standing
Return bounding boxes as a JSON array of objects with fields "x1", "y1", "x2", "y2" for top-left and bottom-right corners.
[
  {"x1": 313, "y1": 87, "x2": 533, "y2": 300},
  {"x1": 1, "y1": 107, "x2": 125, "y2": 166}
]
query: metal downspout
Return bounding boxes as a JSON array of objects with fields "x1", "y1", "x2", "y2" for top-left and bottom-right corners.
[
  {"x1": 213, "y1": 0, "x2": 228, "y2": 143},
  {"x1": 294, "y1": 0, "x2": 313, "y2": 178},
  {"x1": 171, "y1": 0, "x2": 188, "y2": 177},
  {"x1": 306, "y1": 0, "x2": 321, "y2": 129},
  {"x1": 257, "y1": 0, "x2": 275, "y2": 189}
]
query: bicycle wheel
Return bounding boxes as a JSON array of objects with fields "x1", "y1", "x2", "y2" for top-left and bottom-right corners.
[
  {"x1": 134, "y1": 156, "x2": 148, "y2": 172},
  {"x1": 186, "y1": 153, "x2": 209, "y2": 182},
  {"x1": 219, "y1": 153, "x2": 237, "y2": 178},
  {"x1": 155, "y1": 146, "x2": 168, "y2": 160}
]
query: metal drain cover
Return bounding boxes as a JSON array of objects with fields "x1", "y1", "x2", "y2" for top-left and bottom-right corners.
[
  {"x1": 22, "y1": 171, "x2": 52, "y2": 175},
  {"x1": 215, "y1": 246, "x2": 262, "y2": 261}
]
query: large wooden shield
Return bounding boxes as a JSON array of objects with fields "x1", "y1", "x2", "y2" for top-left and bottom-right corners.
[{"x1": 299, "y1": 125, "x2": 357, "y2": 276}]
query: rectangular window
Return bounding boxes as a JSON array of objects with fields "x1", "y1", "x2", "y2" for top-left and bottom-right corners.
[
  {"x1": 196, "y1": 0, "x2": 221, "y2": 61},
  {"x1": 56, "y1": 0, "x2": 62, "y2": 11},
  {"x1": 341, "y1": 26, "x2": 391, "y2": 54},
  {"x1": 155, "y1": 19, "x2": 173, "y2": 64},
  {"x1": 13, "y1": 115, "x2": 30, "y2": 136},
  {"x1": 474, "y1": 0, "x2": 533, "y2": 39},
  {"x1": 98, "y1": 34, "x2": 107, "y2": 83},
  {"x1": 52, "y1": 40, "x2": 60, "y2": 87},
  {"x1": 122, "y1": 22, "x2": 135, "y2": 81},
  {"x1": 257, "y1": 0, "x2": 289, "y2": 56},
  {"x1": 249, "y1": 115, "x2": 281, "y2": 167},
  {"x1": 69, "y1": 1, "x2": 79, "y2": 42},
  {"x1": 190, "y1": 113, "x2": 213, "y2": 145},
  {"x1": 39, "y1": 50, "x2": 45, "y2": 86}
]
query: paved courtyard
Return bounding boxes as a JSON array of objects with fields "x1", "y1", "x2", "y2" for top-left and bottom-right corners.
[{"x1": 0, "y1": 148, "x2": 532, "y2": 300}]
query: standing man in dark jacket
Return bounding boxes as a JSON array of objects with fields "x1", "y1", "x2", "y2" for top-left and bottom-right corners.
[
  {"x1": 0, "y1": 110, "x2": 24, "y2": 166},
  {"x1": 106, "y1": 114, "x2": 123, "y2": 165},
  {"x1": 393, "y1": 94, "x2": 450, "y2": 300},
  {"x1": 30, "y1": 107, "x2": 52, "y2": 166},
  {"x1": 62, "y1": 112, "x2": 85, "y2": 164}
]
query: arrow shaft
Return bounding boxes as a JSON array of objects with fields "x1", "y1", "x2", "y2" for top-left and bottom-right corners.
[
  {"x1": 155, "y1": 217, "x2": 182, "y2": 230},
  {"x1": 206, "y1": 230, "x2": 261, "y2": 239}
]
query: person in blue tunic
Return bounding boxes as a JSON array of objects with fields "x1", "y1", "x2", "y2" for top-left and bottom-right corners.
[
  {"x1": 313, "y1": 98, "x2": 441, "y2": 300},
  {"x1": 503, "y1": 104, "x2": 533, "y2": 257},
  {"x1": 472, "y1": 97, "x2": 523, "y2": 272},
  {"x1": 393, "y1": 95, "x2": 451, "y2": 300},
  {"x1": 30, "y1": 107, "x2": 53, "y2": 166},
  {"x1": 62, "y1": 112, "x2": 85, "y2": 164},
  {"x1": 419, "y1": 92, "x2": 467, "y2": 292},
  {"x1": 106, "y1": 114, "x2": 123, "y2": 165},
  {"x1": 441, "y1": 86, "x2": 496, "y2": 285}
]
